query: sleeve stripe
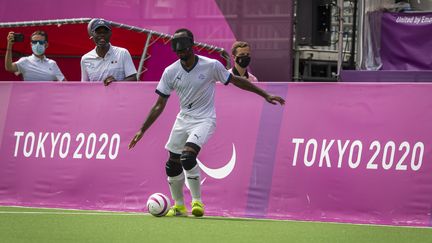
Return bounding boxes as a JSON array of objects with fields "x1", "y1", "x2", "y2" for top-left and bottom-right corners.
[
  {"x1": 224, "y1": 73, "x2": 232, "y2": 86},
  {"x1": 155, "y1": 89, "x2": 170, "y2": 98}
]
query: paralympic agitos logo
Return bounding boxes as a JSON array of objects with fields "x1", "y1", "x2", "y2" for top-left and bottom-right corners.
[{"x1": 186, "y1": 143, "x2": 236, "y2": 188}]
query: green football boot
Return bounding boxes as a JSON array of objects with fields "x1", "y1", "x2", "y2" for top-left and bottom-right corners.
[
  {"x1": 165, "y1": 205, "x2": 188, "y2": 217},
  {"x1": 191, "y1": 201, "x2": 205, "y2": 217}
]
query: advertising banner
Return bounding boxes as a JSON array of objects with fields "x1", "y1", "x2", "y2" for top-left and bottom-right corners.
[
  {"x1": 0, "y1": 82, "x2": 431, "y2": 227},
  {"x1": 381, "y1": 12, "x2": 432, "y2": 70}
]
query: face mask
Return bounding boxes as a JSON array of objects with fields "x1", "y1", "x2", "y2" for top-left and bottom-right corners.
[
  {"x1": 235, "y1": 55, "x2": 251, "y2": 68},
  {"x1": 31, "y1": 43, "x2": 46, "y2": 56}
]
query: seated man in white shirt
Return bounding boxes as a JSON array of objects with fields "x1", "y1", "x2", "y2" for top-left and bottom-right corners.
[
  {"x1": 229, "y1": 41, "x2": 258, "y2": 82},
  {"x1": 81, "y1": 18, "x2": 137, "y2": 86},
  {"x1": 4, "y1": 30, "x2": 66, "y2": 81}
]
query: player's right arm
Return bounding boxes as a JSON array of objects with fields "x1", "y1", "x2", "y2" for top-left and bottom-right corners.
[
  {"x1": 128, "y1": 95, "x2": 168, "y2": 149},
  {"x1": 5, "y1": 32, "x2": 18, "y2": 73},
  {"x1": 229, "y1": 75, "x2": 285, "y2": 105}
]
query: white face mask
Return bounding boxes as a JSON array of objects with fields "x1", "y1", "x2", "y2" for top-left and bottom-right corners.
[{"x1": 31, "y1": 42, "x2": 46, "y2": 56}]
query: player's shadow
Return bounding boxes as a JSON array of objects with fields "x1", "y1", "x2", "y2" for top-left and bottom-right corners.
[{"x1": 188, "y1": 216, "x2": 277, "y2": 224}]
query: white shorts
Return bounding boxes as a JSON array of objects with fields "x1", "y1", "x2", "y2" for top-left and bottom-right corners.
[{"x1": 165, "y1": 114, "x2": 216, "y2": 154}]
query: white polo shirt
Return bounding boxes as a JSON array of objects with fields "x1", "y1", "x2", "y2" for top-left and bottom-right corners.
[
  {"x1": 15, "y1": 55, "x2": 65, "y2": 81},
  {"x1": 80, "y1": 44, "x2": 137, "y2": 82},
  {"x1": 156, "y1": 55, "x2": 231, "y2": 119}
]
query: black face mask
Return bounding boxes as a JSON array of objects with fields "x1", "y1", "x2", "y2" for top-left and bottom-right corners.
[
  {"x1": 235, "y1": 56, "x2": 251, "y2": 68},
  {"x1": 171, "y1": 36, "x2": 193, "y2": 52}
]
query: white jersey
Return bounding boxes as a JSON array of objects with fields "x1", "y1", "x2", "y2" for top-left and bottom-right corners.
[
  {"x1": 156, "y1": 55, "x2": 231, "y2": 119},
  {"x1": 80, "y1": 44, "x2": 137, "y2": 82},
  {"x1": 15, "y1": 55, "x2": 65, "y2": 81}
]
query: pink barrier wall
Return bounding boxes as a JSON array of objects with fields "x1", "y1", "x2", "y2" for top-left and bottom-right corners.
[{"x1": 0, "y1": 82, "x2": 431, "y2": 227}]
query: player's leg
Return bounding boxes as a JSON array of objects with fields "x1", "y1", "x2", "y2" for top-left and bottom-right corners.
[
  {"x1": 165, "y1": 151, "x2": 187, "y2": 216},
  {"x1": 181, "y1": 144, "x2": 205, "y2": 217},
  {"x1": 182, "y1": 143, "x2": 201, "y2": 201},
  {"x1": 181, "y1": 119, "x2": 216, "y2": 217},
  {"x1": 164, "y1": 117, "x2": 189, "y2": 217}
]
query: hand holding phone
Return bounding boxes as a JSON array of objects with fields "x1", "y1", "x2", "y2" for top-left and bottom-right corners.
[{"x1": 13, "y1": 33, "x2": 24, "y2": 42}]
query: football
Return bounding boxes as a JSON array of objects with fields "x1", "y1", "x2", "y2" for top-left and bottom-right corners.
[{"x1": 146, "y1": 193, "x2": 171, "y2": 217}]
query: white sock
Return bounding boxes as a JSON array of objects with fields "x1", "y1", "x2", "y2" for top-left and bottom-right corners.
[
  {"x1": 167, "y1": 172, "x2": 185, "y2": 206},
  {"x1": 185, "y1": 164, "x2": 201, "y2": 202}
]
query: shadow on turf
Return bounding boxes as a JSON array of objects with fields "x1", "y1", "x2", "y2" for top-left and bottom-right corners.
[{"x1": 184, "y1": 216, "x2": 276, "y2": 223}]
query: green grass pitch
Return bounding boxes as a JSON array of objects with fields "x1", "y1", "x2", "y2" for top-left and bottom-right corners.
[{"x1": 0, "y1": 206, "x2": 431, "y2": 243}]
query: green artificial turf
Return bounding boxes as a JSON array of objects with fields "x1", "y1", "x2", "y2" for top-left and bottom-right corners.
[{"x1": 0, "y1": 206, "x2": 430, "y2": 243}]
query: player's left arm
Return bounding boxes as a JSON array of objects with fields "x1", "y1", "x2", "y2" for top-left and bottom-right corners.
[{"x1": 229, "y1": 75, "x2": 285, "y2": 105}]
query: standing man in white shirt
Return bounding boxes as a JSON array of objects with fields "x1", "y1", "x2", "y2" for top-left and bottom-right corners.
[
  {"x1": 128, "y1": 28, "x2": 285, "y2": 217},
  {"x1": 81, "y1": 18, "x2": 137, "y2": 86},
  {"x1": 4, "y1": 30, "x2": 66, "y2": 81}
]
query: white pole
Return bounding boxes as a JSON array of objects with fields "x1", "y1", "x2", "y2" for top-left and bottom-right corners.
[{"x1": 137, "y1": 33, "x2": 152, "y2": 81}]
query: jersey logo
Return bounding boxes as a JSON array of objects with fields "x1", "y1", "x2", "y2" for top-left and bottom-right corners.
[
  {"x1": 198, "y1": 74, "x2": 206, "y2": 80},
  {"x1": 175, "y1": 74, "x2": 183, "y2": 81}
]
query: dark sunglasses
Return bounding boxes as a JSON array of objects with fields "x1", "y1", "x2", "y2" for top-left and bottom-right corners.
[{"x1": 31, "y1": 40, "x2": 46, "y2": 45}]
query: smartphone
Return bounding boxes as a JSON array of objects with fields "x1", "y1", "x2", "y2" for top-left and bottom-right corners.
[{"x1": 13, "y1": 33, "x2": 24, "y2": 42}]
